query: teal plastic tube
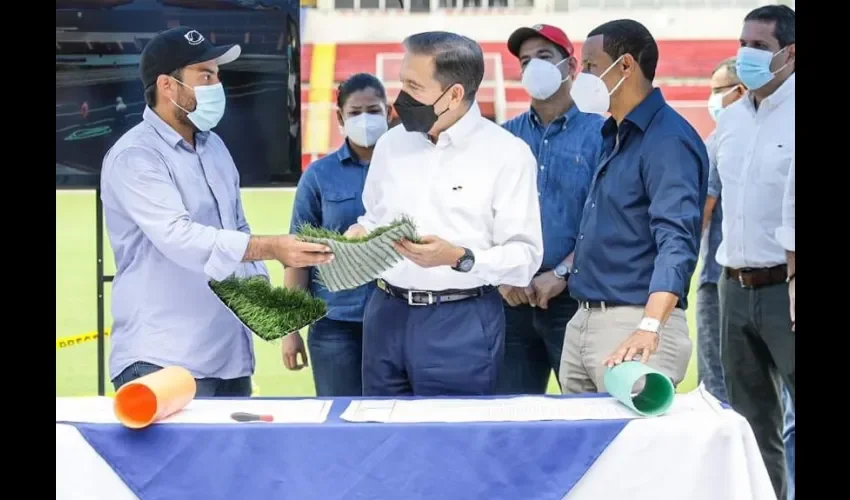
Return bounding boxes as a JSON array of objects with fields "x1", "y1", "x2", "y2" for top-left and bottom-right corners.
[{"x1": 603, "y1": 361, "x2": 675, "y2": 416}]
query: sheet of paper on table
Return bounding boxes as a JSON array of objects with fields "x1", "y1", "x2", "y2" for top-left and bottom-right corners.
[
  {"x1": 56, "y1": 397, "x2": 333, "y2": 424},
  {"x1": 340, "y1": 390, "x2": 723, "y2": 424}
]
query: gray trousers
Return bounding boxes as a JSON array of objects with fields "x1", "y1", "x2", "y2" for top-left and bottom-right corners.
[
  {"x1": 559, "y1": 305, "x2": 692, "y2": 394},
  {"x1": 719, "y1": 274, "x2": 795, "y2": 500}
]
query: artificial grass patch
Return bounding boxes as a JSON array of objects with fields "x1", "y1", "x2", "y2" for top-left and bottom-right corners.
[
  {"x1": 296, "y1": 216, "x2": 420, "y2": 292},
  {"x1": 209, "y1": 276, "x2": 327, "y2": 342}
]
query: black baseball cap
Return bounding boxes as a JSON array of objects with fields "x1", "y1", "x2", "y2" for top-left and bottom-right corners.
[{"x1": 140, "y1": 26, "x2": 241, "y2": 89}]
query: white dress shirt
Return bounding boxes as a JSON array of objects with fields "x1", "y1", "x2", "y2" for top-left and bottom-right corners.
[
  {"x1": 775, "y1": 154, "x2": 795, "y2": 252},
  {"x1": 358, "y1": 102, "x2": 544, "y2": 291},
  {"x1": 714, "y1": 74, "x2": 795, "y2": 269}
]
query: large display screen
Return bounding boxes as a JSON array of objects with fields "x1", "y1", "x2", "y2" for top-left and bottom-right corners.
[{"x1": 56, "y1": 0, "x2": 301, "y2": 187}]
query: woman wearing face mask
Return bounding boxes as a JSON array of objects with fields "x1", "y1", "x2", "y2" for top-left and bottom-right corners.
[{"x1": 282, "y1": 73, "x2": 390, "y2": 396}]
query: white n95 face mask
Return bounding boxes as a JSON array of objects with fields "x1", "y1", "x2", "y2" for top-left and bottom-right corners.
[
  {"x1": 569, "y1": 55, "x2": 626, "y2": 115},
  {"x1": 343, "y1": 112, "x2": 388, "y2": 148},
  {"x1": 522, "y1": 58, "x2": 570, "y2": 101},
  {"x1": 706, "y1": 86, "x2": 737, "y2": 123}
]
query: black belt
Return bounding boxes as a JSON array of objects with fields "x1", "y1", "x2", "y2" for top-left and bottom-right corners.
[
  {"x1": 377, "y1": 279, "x2": 494, "y2": 306},
  {"x1": 578, "y1": 300, "x2": 627, "y2": 310}
]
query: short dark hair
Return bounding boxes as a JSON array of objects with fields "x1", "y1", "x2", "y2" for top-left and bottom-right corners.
[
  {"x1": 712, "y1": 57, "x2": 739, "y2": 82},
  {"x1": 402, "y1": 31, "x2": 485, "y2": 103},
  {"x1": 587, "y1": 19, "x2": 659, "y2": 82},
  {"x1": 337, "y1": 73, "x2": 387, "y2": 109},
  {"x1": 744, "y1": 5, "x2": 795, "y2": 47},
  {"x1": 144, "y1": 68, "x2": 183, "y2": 108}
]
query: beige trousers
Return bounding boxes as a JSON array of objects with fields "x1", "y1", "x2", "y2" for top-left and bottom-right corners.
[{"x1": 558, "y1": 304, "x2": 692, "y2": 394}]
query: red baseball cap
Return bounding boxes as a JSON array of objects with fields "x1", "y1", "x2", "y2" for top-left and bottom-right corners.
[{"x1": 507, "y1": 24, "x2": 574, "y2": 59}]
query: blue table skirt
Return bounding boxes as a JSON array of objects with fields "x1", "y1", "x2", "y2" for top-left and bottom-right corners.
[{"x1": 67, "y1": 395, "x2": 630, "y2": 500}]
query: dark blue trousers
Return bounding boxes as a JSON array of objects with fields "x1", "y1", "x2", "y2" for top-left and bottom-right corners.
[
  {"x1": 495, "y1": 292, "x2": 578, "y2": 394},
  {"x1": 362, "y1": 288, "x2": 506, "y2": 396}
]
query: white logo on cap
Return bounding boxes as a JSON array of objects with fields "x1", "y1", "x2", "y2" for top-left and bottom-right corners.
[
  {"x1": 532, "y1": 24, "x2": 543, "y2": 30},
  {"x1": 184, "y1": 30, "x2": 205, "y2": 46}
]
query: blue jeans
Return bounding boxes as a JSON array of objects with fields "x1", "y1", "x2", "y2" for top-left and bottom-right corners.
[
  {"x1": 696, "y1": 283, "x2": 728, "y2": 403},
  {"x1": 112, "y1": 361, "x2": 252, "y2": 397},
  {"x1": 307, "y1": 318, "x2": 363, "y2": 397},
  {"x1": 495, "y1": 292, "x2": 578, "y2": 394},
  {"x1": 783, "y1": 386, "x2": 795, "y2": 500}
]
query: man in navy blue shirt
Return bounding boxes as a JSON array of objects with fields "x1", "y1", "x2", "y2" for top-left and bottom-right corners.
[
  {"x1": 496, "y1": 24, "x2": 604, "y2": 395},
  {"x1": 559, "y1": 19, "x2": 708, "y2": 394}
]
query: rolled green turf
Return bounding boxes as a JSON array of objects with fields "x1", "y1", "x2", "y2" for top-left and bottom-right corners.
[{"x1": 296, "y1": 217, "x2": 420, "y2": 292}]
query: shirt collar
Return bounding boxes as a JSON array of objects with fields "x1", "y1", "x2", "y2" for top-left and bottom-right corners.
[
  {"x1": 335, "y1": 139, "x2": 365, "y2": 165},
  {"x1": 745, "y1": 73, "x2": 795, "y2": 112},
  {"x1": 436, "y1": 101, "x2": 482, "y2": 146},
  {"x1": 528, "y1": 103, "x2": 579, "y2": 130},
  {"x1": 143, "y1": 106, "x2": 209, "y2": 149},
  {"x1": 624, "y1": 87, "x2": 666, "y2": 132},
  {"x1": 601, "y1": 87, "x2": 666, "y2": 137}
]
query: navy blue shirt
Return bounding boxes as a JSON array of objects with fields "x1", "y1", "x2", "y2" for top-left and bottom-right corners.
[
  {"x1": 502, "y1": 106, "x2": 605, "y2": 270},
  {"x1": 290, "y1": 141, "x2": 374, "y2": 323},
  {"x1": 569, "y1": 89, "x2": 708, "y2": 309},
  {"x1": 698, "y1": 132, "x2": 723, "y2": 287}
]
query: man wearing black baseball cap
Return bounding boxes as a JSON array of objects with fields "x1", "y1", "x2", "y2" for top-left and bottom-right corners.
[
  {"x1": 495, "y1": 24, "x2": 605, "y2": 396},
  {"x1": 100, "y1": 27, "x2": 333, "y2": 397}
]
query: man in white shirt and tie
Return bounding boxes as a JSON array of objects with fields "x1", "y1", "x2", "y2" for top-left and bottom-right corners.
[
  {"x1": 346, "y1": 31, "x2": 544, "y2": 396},
  {"x1": 713, "y1": 5, "x2": 795, "y2": 499}
]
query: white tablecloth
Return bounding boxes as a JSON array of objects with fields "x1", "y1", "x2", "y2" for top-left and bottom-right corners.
[{"x1": 56, "y1": 399, "x2": 775, "y2": 500}]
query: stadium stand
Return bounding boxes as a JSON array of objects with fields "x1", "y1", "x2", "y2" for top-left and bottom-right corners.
[{"x1": 298, "y1": 0, "x2": 791, "y2": 170}]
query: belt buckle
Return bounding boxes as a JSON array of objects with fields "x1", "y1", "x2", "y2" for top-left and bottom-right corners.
[
  {"x1": 408, "y1": 290, "x2": 434, "y2": 306},
  {"x1": 737, "y1": 272, "x2": 751, "y2": 289}
]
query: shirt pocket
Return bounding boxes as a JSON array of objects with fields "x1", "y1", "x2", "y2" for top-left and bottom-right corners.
[
  {"x1": 433, "y1": 174, "x2": 491, "y2": 219},
  {"x1": 759, "y1": 141, "x2": 794, "y2": 188},
  {"x1": 321, "y1": 190, "x2": 364, "y2": 233}
]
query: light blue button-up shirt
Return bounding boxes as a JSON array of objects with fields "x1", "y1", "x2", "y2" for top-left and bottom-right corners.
[{"x1": 100, "y1": 107, "x2": 268, "y2": 381}]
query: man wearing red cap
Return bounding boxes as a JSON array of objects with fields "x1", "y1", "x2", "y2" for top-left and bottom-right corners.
[{"x1": 495, "y1": 25, "x2": 605, "y2": 395}]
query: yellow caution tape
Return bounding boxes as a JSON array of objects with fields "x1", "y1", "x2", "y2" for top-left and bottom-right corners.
[{"x1": 56, "y1": 330, "x2": 110, "y2": 350}]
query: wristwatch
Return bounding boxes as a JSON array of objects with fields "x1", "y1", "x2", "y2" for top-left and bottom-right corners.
[
  {"x1": 554, "y1": 263, "x2": 571, "y2": 280},
  {"x1": 452, "y1": 247, "x2": 475, "y2": 273},
  {"x1": 637, "y1": 317, "x2": 661, "y2": 334}
]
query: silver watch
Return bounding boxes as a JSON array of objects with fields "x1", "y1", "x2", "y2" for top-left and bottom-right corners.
[{"x1": 554, "y1": 263, "x2": 570, "y2": 280}]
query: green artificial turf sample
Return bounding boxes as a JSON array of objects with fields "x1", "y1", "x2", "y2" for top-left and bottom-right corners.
[
  {"x1": 296, "y1": 216, "x2": 420, "y2": 292},
  {"x1": 209, "y1": 276, "x2": 327, "y2": 341}
]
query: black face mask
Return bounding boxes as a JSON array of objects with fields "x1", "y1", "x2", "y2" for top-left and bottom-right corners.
[{"x1": 393, "y1": 86, "x2": 454, "y2": 134}]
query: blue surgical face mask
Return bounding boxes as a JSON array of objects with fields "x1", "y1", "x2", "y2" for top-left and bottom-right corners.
[
  {"x1": 171, "y1": 78, "x2": 227, "y2": 132},
  {"x1": 735, "y1": 46, "x2": 790, "y2": 91}
]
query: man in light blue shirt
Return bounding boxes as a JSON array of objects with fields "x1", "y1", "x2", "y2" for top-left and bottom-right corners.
[{"x1": 101, "y1": 27, "x2": 332, "y2": 397}]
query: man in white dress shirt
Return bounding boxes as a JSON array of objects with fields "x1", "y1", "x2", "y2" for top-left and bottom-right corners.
[
  {"x1": 346, "y1": 31, "x2": 544, "y2": 396},
  {"x1": 713, "y1": 5, "x2": 795, "y2": 498}
]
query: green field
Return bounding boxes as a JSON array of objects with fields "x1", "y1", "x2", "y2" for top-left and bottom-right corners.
[{"x1": 56, "y1": 188, "x2": 700, "y2": 397}]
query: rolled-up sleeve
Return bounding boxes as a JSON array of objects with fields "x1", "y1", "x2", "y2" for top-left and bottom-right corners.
[
  {"x1": 469, "y1": 143, "x2": 544, "y2": 287},
  {"x1": 104, "y1": 146, "x2": 249, "y2": 281},
  {"x1": 233, "y1": 174, "x2": 269, "y2": 280},
  {"x1": 644, "y1": 136, "x2": 706, "y2": 298},
  {"x1": 775, "y1": 154, "x2": 795, "y2": 251}
]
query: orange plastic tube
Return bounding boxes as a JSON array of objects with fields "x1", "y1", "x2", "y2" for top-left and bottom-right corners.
[{"x1": 113, "y1": 366, "x2": 197, "y2": 429}]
